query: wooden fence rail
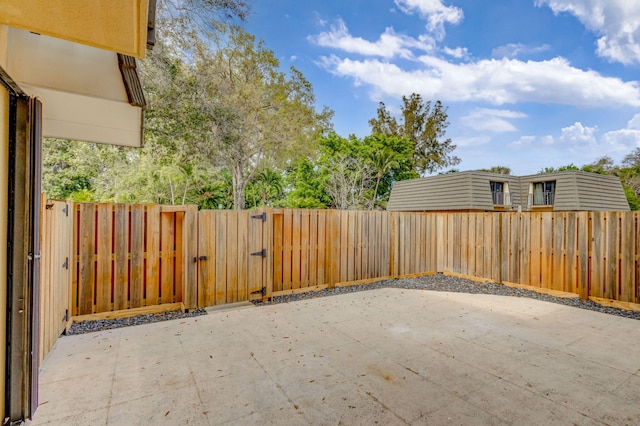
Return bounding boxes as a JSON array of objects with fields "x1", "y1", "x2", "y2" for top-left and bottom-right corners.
[{"x1": 39, "y1": 201, "x2": 640, "y2": 362}]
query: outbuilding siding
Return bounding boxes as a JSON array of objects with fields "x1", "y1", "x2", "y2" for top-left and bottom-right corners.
[{"x1": 387, "y1": 171, "x2": 630, "y2": 212}]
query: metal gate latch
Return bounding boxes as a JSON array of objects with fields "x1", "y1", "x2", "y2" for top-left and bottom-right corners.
[
  {"x1": 251, "y1": 287, "x2": 266, "y2": 296},
  {"x1": 251, "y1": 249, "x2": 267, "y2": 257}
]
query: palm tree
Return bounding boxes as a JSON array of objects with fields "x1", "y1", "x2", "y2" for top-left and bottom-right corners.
[
  {"x1": 369, "y1": 149, "x2": 398, "y2": 210},
  {"x1": 251, "y1": 169, "x2": 283, "y2": 207}
]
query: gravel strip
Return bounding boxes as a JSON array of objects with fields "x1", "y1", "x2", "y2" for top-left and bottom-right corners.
[
  {"x1": 67, "y1": 308, "x2": 207, "y2": 335},
  {"x1": 67, "y1": 274, "x2": 639, "y2": 335},
  {"x1": 252, "y1": 274, "x2": 640, "y2": 321}
]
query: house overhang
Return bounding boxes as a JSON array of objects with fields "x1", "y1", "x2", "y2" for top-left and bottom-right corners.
[
  {"x1": 0, "y1": 0, "x2": 151, "y2": 59},
  {"x1": 1, "y1": 27, "x2": 146, "y2": 147}
]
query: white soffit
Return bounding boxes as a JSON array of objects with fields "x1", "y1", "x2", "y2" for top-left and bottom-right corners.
[
  {"x1": 6, "y1": 27, "x2": 143, "y2": 147},
  {"x1": 22, "y1": 84, "x2": 143, "y2": 148}
]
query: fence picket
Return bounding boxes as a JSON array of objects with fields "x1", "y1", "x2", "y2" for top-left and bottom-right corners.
[
  {"x1": 605, "y1": 212, "x2": 618, "y2": 299},
  {"x1": 160, "y1": 212, "x2": 174, "y2": 304},
  {"x1": 43, "y1": 204, "x2": 640, "y2": 334},
  {"x1": 78, "y1": 203, "x2": 95, "y2": 315},
  {"x1": 145, "y1": 205, "x2": 160, "y2": 306},
  {"x1": 113, "y1": 204, "x2": 128, "y2": 310},
  {"x1": 239, "y1": 211, "x2": 250, "y2": 302},
  {"x1": 129, "y1": 205, "x2": 145, "y2": 309},
  {"x1": 621, "y1": 213, "x2": 634, "y2": 302}
]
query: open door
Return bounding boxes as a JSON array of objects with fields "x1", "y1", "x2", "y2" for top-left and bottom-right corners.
[{"x1": 6, "y1": 95, "x2": 42, "y2": 422}]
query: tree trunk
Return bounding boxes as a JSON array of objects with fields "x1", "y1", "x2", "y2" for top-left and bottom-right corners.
[
  {"x1": 231, "y1": 163, "x2": 246, "y2": 210},
  {"x1": 371, "y1": 173, "x2": 382, "y2": 210}
]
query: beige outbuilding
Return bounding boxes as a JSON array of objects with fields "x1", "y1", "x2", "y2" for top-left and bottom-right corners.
[{"x1": 387, "y1": 170, "x2": 630, "y2": 212}]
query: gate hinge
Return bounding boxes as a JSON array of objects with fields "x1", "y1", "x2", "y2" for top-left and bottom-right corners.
[
  {"x1": 251, "y1": 212, "x2": 267, "y2": 221},
  {"x1": 62, "y1": 257, "x2": 69, "y2": 270},
  {"x1": 63, "y1": 204, "x2": 69, "y2": 216},
  {"x1": 251, "y1": 287, "x2": 266, "y2": 296},
  {"x1": 250, "y1": 249, "x2": 267, "y2": 258}
]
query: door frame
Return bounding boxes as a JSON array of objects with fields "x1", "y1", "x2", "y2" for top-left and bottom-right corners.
[{"x1": 3, "y1": 66, "x2": 42, "y2": 422}]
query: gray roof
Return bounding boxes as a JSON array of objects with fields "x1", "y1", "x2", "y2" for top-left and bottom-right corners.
[{"x1": 387, "y1": 170, "x2": 630, "y2": 212}]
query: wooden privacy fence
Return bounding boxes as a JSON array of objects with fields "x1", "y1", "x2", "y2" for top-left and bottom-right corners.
[
  {"x1": 40, "y1": 201, "x2": 640, "y2": 361},
  {"x1": 438, "y1": 212, "x2": 640, "y2": 305}
]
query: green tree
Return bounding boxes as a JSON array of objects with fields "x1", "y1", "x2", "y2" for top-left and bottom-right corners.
[
  {"x1": 191, "y1": 24, "x2": 330, "y2": 209},
  {"x1": 538, "y1": 164, "x2": 580, "y2": 173},
  {"x1": 42, "y1": 1, "x2": 252, "y2": 205},
  {"x1": 42, "y1": 139, "x2": 127, "y2": 201},
  {"x1": 479, "y1": 166, "x2": 511, "y2": 174},
  {"x1": 370, "y1": 149, "x2": 398, "y2": 209},
  {"x1": 618, "y1": 149, "x2": 640, "y2": 211},
  {"x1": 369, "y1": 94, "x2": 460, "y2": 174},
  {"x1": 246, "y1": 168, "x2": 284, "y2": 208},
  {"x1": 582, "y1": 156, "x2": 616, "y2": 175},
  {"x1": 622, "y1": 148, "x2": 640, "y2": 168},
  {"x1": 282, "y1": 158, "x2": 329, "y2": 209},
  {"x1": 282, "y1": 132, "x2": 416, "y2": 210}
]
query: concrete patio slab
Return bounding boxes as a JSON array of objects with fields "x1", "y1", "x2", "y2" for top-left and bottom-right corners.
[{"x1": 28, "y1": 289, "x2": 640, "y2": 425}]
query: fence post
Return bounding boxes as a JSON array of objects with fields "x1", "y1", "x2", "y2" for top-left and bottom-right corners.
[
  {"x1": 263, "y1": 208, "x2": 273, "y2": 302},
  {"x1": 436, "y1": 214, "x2": 445, "y2": 273},
  {"x1": 577, "y1": 212, "x2": 589, "y2": 301},
  {"x1": 182, "y1": 205, "x2": 198, "y2": 310},
  {"x1": 66, "y1": 200, "x2": 74, "y2": 331},
  {"x1": 497, "y1": 213, "x2": 503, "y2": 284},
  {"x1": 390, "y1": 212, "x2": 397, "y2": 278},
  {"x1": 328, "y1": 210, "x2": 341, "y2": 288}
]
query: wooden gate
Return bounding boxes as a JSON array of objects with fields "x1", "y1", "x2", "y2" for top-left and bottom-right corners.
[
  {"x1": 72, "y1": 203, "x2": 197, "y2": 316},
  {"x1": 39, "y1": 198, "x2": 73, "y2": 363},
  {"x1": 197, "y1": 210, "x2": 271, "y2": 307}
]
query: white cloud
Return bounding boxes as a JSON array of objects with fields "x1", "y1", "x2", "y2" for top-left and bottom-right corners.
[
  {"x1": 509, "y1": 135, "x2": 547, "y2": 147},
  {"x1": 551, "y1": 119, "x2": 639, "y2": 156},
  {"x1": 461, "y1": 108, "x2": 526, "y2": 132},
  {"x1": 601, "y1": 129, "x2": 640, "y2": 151},
  {"x1": 309, "y1": 18, "x2": 435, "y2": 59},
  {"x1": 443, "y1": 46, "x2": 469, "y2": 59},
  {"x1": 628, "y1": 113, "x2": 640, "y2": 130},
  {"x1": 318, "y1": 55, "x2": 640, "y2": 107},
  {"x1": 314, "y1": 12, "x2": 328, "y2": 27},
  {"x1": 601, "y1": 114, "x2": 640, "y2": 151},
  {"x1": 394, "y1": 0, "x2": 463, "y2": 39},
  {"x1": 537, "y1": 0, "x2": 640, "y2": 64},
  {"x1": 541, "y1": 135, "x2": 555, "y2": 145},
  {"x1": 491, "y1": 43, "x2": 551, "y2": 59},
  {"x1": 559, "y1": 122, "x2": 598, "y2": 144},
  {"x1": 453, "y1": 135, "x2": 491, "y2": 147}
]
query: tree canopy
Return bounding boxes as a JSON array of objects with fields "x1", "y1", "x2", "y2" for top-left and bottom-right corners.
[
  {"x1": 41, "y1": 3, "x2": 466, "y2": 210},
  {"x1": 369, "y1": 93, "x2": 460, "y2": 175}
]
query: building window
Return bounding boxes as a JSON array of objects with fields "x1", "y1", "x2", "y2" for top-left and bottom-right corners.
[
  {"x1": 530, "y1": 181, "x2": 555, "y2": 206},
  {"x1": 490, "y1": 181, "x2": 510, "y2": 205}
]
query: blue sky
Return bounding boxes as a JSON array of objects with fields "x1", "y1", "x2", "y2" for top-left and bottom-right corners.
[{"x1": 242, "y1": 0, "x2": 640, "y2": 175}]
